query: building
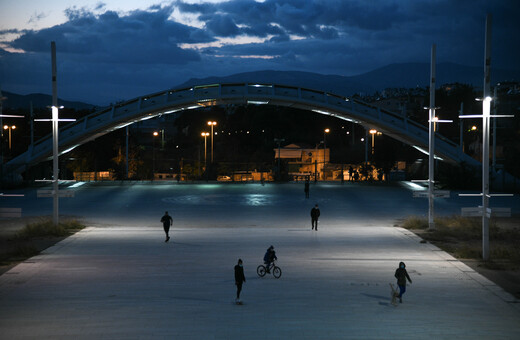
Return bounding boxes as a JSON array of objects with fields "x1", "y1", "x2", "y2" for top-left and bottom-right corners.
[{"x1": 274, "y1": 143, "x2": 329, "y2": 180}]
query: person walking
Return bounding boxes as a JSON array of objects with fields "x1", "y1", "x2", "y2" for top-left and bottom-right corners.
[
  {"x1": 234, "y1": 259, "x2": 246, "y2": 304},
  {"x1": 160, "y1": 211, "x2": 173, "y2": 242},
  {"x1": 310, "y1": 204, "x2": 320, "y2": 230},
  {"x1": 348, "y1": 166, "x2": 354, "y2": 181},
  {"x1": 394, "y1": 261, "x2": 412, "y2": 303},
  {"x1": 304, "y1": 178, "x2": 310, "y2": 198}
]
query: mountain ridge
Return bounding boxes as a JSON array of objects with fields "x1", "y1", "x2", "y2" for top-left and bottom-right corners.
[{"x1": 3, "y1": 62, "x2": 520, "y2": 108}]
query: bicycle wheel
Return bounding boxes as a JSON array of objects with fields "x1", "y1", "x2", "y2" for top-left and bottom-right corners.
[
  {"x1": 257, "y1": 265, "x2": 266, "y2": 277},
  {"x1": 273, "y1": 266, "x2": 282, "y2": 279}
]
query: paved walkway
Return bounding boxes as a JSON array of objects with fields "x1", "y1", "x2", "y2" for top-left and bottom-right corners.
[{"x1": 1, "y1": 224, "x2": 519, "y2": 339}]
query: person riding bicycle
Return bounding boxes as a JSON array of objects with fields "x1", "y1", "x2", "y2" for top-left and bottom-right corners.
[{"x1": 263, "y1": 245, "x2": 277, "y2": 273}]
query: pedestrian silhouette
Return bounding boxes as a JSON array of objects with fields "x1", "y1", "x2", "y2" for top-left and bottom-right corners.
[
  {"x1": 394, "y1": 261, "x2": 412, "y2": 303},
  {"x1": 234, "y1": 259, "x2": 246, "y2": 304},
  {"x1": 160, "y1": 211, "x2": 173, "y2": 242},
  {"x1": 311, "y1": 204, "x2": 320, "y2": 230}
]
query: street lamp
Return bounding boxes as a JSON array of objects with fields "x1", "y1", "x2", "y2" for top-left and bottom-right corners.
[
  {"x1": 3, "y1": 125, "x2": 16, "y2": 150},
  {"x1": 201, "y1": 132, "x2": 209, "y2": 168},
  {"x1": 152, "y1": 131, "x2": 159, "y2": 177},
  {"x1": 369, "y1": 129, "x2": 377, "y2": 155},
  {"x1": 323, "y1": 129, "x2": 330, "y2": 173},
  {"x1": 207, "y1": 121, "x2": 217, "y2": 163}
]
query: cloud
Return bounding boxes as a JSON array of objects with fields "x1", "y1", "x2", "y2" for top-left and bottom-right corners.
[
  {"x1": 1, "y1": 0, "x2": 520, "y2": 105},
  {"x1": 203, "y1": 14, "x2": 240, "y2": 37},
  {"x1": 9, "y1": 5, "x2": 212, "y2": 64},
  {"x1": 28, "y1": 11, "x2": 48, "y2": 25}
]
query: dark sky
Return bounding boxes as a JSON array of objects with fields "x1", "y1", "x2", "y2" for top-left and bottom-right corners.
[{"x1": 1, "y1": 0, "x2": 519, "y2": 105}]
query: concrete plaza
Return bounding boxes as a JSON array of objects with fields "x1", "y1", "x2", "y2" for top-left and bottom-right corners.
[{"x1": 1, "y1": 182, "x2": 519, "y2": 338}]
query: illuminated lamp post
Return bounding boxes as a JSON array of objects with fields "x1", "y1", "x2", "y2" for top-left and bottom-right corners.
[
  {"x1": 3, "y1": 125, "x2": 16, "y2": 150},
  {"x1": 207, "y1": 121, "x2": 217, "y2": 163},
  {"x1": 201, "y1": 132, "x2": 209, "y2": 168},
  {"x1": 369, "y1": 129, "x2": 377, "y2": 155},
  {"x1": 323, "y1": 128, "x2": 330, "y2": 179},
  {"x1": 153, "y1": 131, "x2": 158, "y2": 177}
]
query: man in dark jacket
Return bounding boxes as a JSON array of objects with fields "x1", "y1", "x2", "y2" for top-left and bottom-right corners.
[
  {"x1": 311, "y1": 204, "x2": 320, "y2": 230},
  {"x1": 234, "y1": 259, "x2": 246, "y2": 303},
  {"x1": 160, "y1": 211, "x2": 173, "y2": 242},
  {"x1": 394, "y1": 261, "x2": 412, "y2": 303}
]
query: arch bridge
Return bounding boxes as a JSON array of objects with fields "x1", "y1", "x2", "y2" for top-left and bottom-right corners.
[{"x1": 3, "y1": 82, "x2": 477, "y2": 177}]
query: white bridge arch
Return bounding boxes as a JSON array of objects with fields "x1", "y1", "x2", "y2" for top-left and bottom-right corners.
[{"x1": 3, "y1": 82, "x2": 478, "y2": 177}]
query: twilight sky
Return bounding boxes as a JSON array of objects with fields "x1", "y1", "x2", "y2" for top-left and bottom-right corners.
[{"x1": 1, "y1": 0, "x2": 519, "y2": 105}]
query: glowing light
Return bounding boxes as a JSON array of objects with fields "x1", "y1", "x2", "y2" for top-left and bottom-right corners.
[
  {"x1": 412, "y1": 145, "x2": 444, "y2": 161},
  {"x1": 60, "y1": 145, "x2": 79, "y2": 155},
  {"x1": 312, "y1": 109, "x2": 331, "y2": 116},
  {"x1": 69, "y1": 182, "x2": 85, "y2": 188}
]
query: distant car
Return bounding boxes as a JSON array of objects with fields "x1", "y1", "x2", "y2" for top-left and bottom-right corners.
[{"x1": 217, "y1": 175, "x2": 232, "y2": 182}]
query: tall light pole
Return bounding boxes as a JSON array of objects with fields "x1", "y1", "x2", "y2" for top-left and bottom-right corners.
[
  {"x1": 481, "y1": 15, "x2": 492, "y2": 260},
  {"x1": 0, "y1": 89, "x2": 6, "y2": 139},
  {"x1": 428, "y1": 44, "x2": 437, "y2": 231},
  {"x1": 153, "y1": 131, "x2": 158, "y2": 177},
  {"x1": 201, "y1": 132, "x2": 209, "y2": 168},
  {"x1": 51, "y1": 41, "x2": 60, "y2": 225},
  {"x1": 32, "y1": 42, "x2": 75, "y2": 226},
  {"x1": 126, "y1": 126, "x2": 129, "y2": 179},
  {"x1": 323, "y1": 129, "x2": 330, "y2": 174},
  {"x1": 458, "y1": 14, "x2": 512, "y2": 260},
  {"x1": 369, "y1": 129, "x2": 377, "y2": 155},
  {"x1": 207, "y1": 121, "x2": 217, "y2": 163},
  {"x1": 274, "y1": 138, "x2": 285, "y2": 180},
  {"x1": 3, "y1": 125, "x2": 16, "y2": 150},
  {"x1": 459, "y1": 103, "x2": 464, "y2": 152}
]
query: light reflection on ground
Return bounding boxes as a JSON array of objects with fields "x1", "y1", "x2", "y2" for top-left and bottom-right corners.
[{"x1": 163, "y1": 194, "x2": 281, "y2": 206}]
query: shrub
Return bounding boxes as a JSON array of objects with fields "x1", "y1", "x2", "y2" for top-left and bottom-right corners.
[
  {"x1": 402, "y1": 216, "x2": 428, "y2": 230},
  {"x1": 16, "y1": 218, "x2": 85, "y2": 239}
]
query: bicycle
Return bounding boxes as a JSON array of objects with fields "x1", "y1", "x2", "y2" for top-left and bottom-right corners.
[{"x1": 257, "y1": 261, "x2": 282, "y2": 278}]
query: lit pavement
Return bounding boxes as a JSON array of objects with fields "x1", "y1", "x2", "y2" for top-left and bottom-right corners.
[{"x1": 1, "y1": 182, "x2": 519, "y2": 339}]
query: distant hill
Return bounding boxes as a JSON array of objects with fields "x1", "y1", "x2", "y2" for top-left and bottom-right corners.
[
  {"x1": 178, "y1": 63, "x2": 520, "y2": 97},
  {"x1": 4, "y1": 63, "x2": 520, "y2": 108},
  {"x1": 177, "y1": 70, "x2": 376, "y2": 97},
  {"x1": 1, "y1": 91, "x2": 96, "y2": 110},
  {"x1": 349, "y1": 62, "x2": 520, "y2": 91}
]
